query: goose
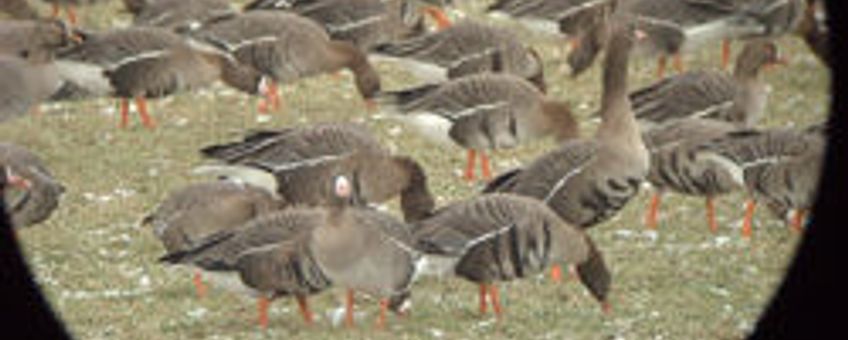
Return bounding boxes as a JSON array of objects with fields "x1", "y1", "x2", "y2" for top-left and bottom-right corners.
[
  {"x1": 52, "y1": 26, "x2": 265, "y2": 128},
  {"x1": 1, "y1": 0, "x2": 40, "y2": 20},
  {"x1": 371, "y1": 19, "x2": 547, "y2": 91},
  {"x1": 197, "y1": 122, "x2": 435, "y2": 222},
  {"x1": 42, "y1": 0, "x2": 106, "y2": 26},
  {"x1": 191, "y1": 10, "x2": 382, "y2": 115},
  {"x1": 376, "y1": 73, "x2": 578, "y2": 182},
  {"x1": 0, "y1": 53, "x2": 61, "y2": 123},
  {"x1": 160, "y1": 175, "x2": 420, "y2": 329},
  {"x1": 632, "y1": 39, "x2": 786, "y2": 130},
  {"x1": 413, "y1": 193, "x2": 611, "y2": 318},
  {"x1": 141, "y1": 180, "x2": 284, "y2": 298},
  {"x1": 122, "y1": 0, "x2": 237, "y2": 33},
  {"x1": 694, "y1": 123, "x2": 825, "y2": 237},
  {"x1": 243, "y1": 0, "x2": 453, "y2": 50},
  {"x1": 486, "y1": 0, "x2": 618, "y2": 42},
  {"x1": 641, "y1": 118, "x2": 747, "y2": 232},
  {"x1": 0, "y1": 142, "x2": 65, "y2": 228},
  {"x1": 793, "y1": 0, "x2": 829, "y2": 68},
  {"x1": 0, "y1": 19, "x2": 74, "y2": 57},
  {"x1": 483, "y1": 20, "x2": 649, "y2": 230}
]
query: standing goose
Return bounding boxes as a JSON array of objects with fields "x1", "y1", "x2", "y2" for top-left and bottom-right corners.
[
  {"x1": 376, "y1": 73, "x2": 578, "y2": 182},
  {"x1": 142, "y1": 180, "x2": 284, "y2": 298},
  {"x1": 161, "y1": 175, "x2": 420, "y2": 329},
  {"x1": 42, "y1": 0, "x2": 106, "y2": 26},
  {"x1": 0, "y1": 53, "x2": 61, "y2": 123},
  {"x1": 641, "y1": 118, "x2": 747, "y2": 232},
  {"x1": 413, "y1": 193, "x2": 611, "y2": 318},
  {"x1": 52, "y1": 26, "x2": 265, "y2": 128},
  {"x1": 0, "y1": 143, "x2": 65, "y2": 228},
  {"x1": 484, "y1": 21, "x2": 649, "y2": 230},
  {"x1": 122, "y1": 0, "x2": 237, "y2": 33},
  {"x1": 372, "y1": 19, "x2": 547, "y2": 91},
  {"x1": 695, "y1": 124, "x2": 825, "y2": 237},
  {"x1": 191, "y1": 10, "x2": 382, "y2": 115},
  {"x1": 631, "y1": 39, "x2": 785, "y2": 129},
  {"x1": 197, "y1": 122, "x2": 435, "y2": 222}
]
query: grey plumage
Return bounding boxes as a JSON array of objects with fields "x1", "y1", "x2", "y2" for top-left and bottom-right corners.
[
  {"x1": 124, "y1": 0, "x2": 238, "y2": 33},
  {"x1": 0, "y1": 142, "x2": 64, "y2": 228}
]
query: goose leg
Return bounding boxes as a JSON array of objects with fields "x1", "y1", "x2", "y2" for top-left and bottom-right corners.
[
  {"x1": 268, "y1": 80, "x2": 281, "y2": 111},
  {"x1": 478, "y1": 283, "x2": 488, "y2": 315},
  {"x1": 721, "y1": 39, "x2": 731, "y2": 70},
  {"x1": 192, "y1": 271, "x2": 206, "y2": 298},
  {"x1": 790, "y1": 209, "x2": 807, "y2": 234},
  {"x1": 672, "y1": 53, "x2": 684, "y2": 74},
  {"x1": 257, "y1": 297, "x2": 271, "y2": 328},
  {"x1": 742, "y1": 199, "x2": 756, "y2": 238},
  {"x1": 479, "y1": 152, "x2": 493, "y2": 180},
  {"x1": 550, "y1": 265, "x2": 563, "y2": 283},
  {"x1": 421, "y1": 6, "x2": 452, "y2": 30},
  {"x1": 135, "y1": 96, "x2": 156, "y2": 129},
  {"x1": 375, "y1": 299, "x2": 389, "y2": 329},
  {"x1": 50, "y1": 3, "x2": 60, "y2": 18},
  {"x1": 344, "y1": 289, "x2": 355, "y2": 328},
  {"x1": 645, "y1": 192, "x2": 663, "y2": 229},
  {"x1": 656, "y1": 56, "x2": 668, "y2": 79},
  {"x1": 119, "y1": 99, "x2": 130, "y2": 129},
  {"x1": 706, "y1": 197, "x2": 718, "y2": 234},
  {"x1": 295, "y1": 295, "x2": 313, "y2": 325},
  {"x1": 66, "y1": 5, "x2": 78, "y2": 26},
  {"x1": 464, "y1": 149, "x2": 477, "y2": 181},
  {"x1": 487, "y1": 285, "x2": 503, "y2": 320}
]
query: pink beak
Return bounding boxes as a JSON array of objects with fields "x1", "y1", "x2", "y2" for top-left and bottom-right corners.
[{"x1": 4, "y1": 169, "x2": 31, "y2": 190}]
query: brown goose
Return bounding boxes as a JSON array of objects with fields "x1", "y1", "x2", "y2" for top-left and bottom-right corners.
[
  {"x1": 413, "y1": 193, "x2": 611, "y2": 318},
  {"x1": 52, "y1": 26, "x2": 265, "y2": 128},
  {"x1": 487, "y1": 0, "x2": 618, "y2": 41},
  {"x1": 694, "y1": 123, "x2": 825, "y2": 237},
  {"x1": 795, "y1": 0, "x2": 829, "y2": 68},
  {"x1": 483, "y1": 21, "x2": 649, "y2": 230},
  {"x1": 122, "y1": 0, "x2": 237, "y2": 32},
  {"x1": 372, "y1": 19, "x2": 547, "y2": 91},
  {"x1": 197, "y1": 122, "x2": 435, "y2": 222},
  {"x1": 632, "y1": 39, "x2": 785, "y2": 129},
  {"x1": 377, "y1": 73, "x2": 578, "y2": 182},
  {"x1": 142, "y1": 180, "x2": 284, "y2": 298},
  {"x1": 161, "y1": 175, "x2": 420, "y2": 329},
  {"x1": 642, "y1": 118, "x2": 747, "y2": 232},
  {"x1": 191, "y1": 10, "x2": 382, "y2": 115},
  {"x1": 0, "y1": 19, "x2": 74, "y2": 57},
  {"x1": 0, "y1": 142, "x2": 65, "y2": 228},
  {"x1": 244, "y1": 0, "x2": 452, "y2": 50},
  {"x1": 0, "y1": 53, "x2": 61, "y2": 123},
  {"x1": 1, "y1": 0, "x2": 40, "y2": 19},
  {"x1": 42, "y1": 0, "x2": 106, "y2": 26}
]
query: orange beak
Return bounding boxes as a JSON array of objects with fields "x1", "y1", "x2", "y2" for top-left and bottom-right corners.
[
  {"x1": 421, "y1": 6, "x2": 452, "y2": 30},
  {"x1": 4, "y1": 169, "x2": 31, "y2": 190}
]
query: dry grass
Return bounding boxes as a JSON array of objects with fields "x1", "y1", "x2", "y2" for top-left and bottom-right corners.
[{"x1": 1, "y1": 1, "x2": 831, "y2": 339}]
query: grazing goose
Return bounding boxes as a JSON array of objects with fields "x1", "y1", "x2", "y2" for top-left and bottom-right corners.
[
  {"x1": 42, "y1": 0, "x2": 106, "y2": 26},
  {"x1": 52, "y1": 26, "x2": 265, "y2": 128},
  {"x1": 372, "y1": 19, "x2": 547, "y2": 91},
  {"x1": 413, "y1": 193, "x2": 611, "y2": 318},
  {"x1": 483, "y1": 21, "x2": 649, "y2": 230},
  {"x1": 197, "y1": 122, "x2": 435, "y2": 222},
  {"x1": 0, "y1": 19, "x2": 74, "y2": 57},
  {"x1": 161, "y1": 175, "x2": 420, "y2": 329},
  {"x1": 0, "y1": 143, "x2": 65, "y2": 228},
  {"x1": 122, "y1": 0, "x2": 237, "y2": 32},
  {"x1": 1, "y1": 0, "x2": 40, "y2": 19},
  {"x1": 192, "y1": 10, "x2": 382, "y2": 115},
  {"x1": 377, "y1": 73, "x2": 578, "y2": 181},
  {"x1": 0, "y1": 53, "x2": 61, "y2": 123},
  {"x1": 632, "y1": 39, "x2": 785, "y2": 130},
  {"x1": 142, "y1": 180, "x2": 284, "y2": 298},
  {"x1": 695, "y1": 124, "x2": 825, "y2": 237},
  {"x1": 244, "y1": 0, "x2": 452, "y2": 50},
  {"x1": 642, "y1": 118, "x2": 747, "y2": 232},
  {"x1": 487, "y1": 0, "x2": 618, "y2": 41}
]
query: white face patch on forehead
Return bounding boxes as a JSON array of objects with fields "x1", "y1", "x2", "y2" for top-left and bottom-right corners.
[{"x1": 334, "y1": 176, "x2": 351, "y2": 198}]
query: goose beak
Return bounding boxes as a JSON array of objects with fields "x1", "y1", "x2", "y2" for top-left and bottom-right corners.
[
  {"x1": 421, "y1": 6, "x2": 452, "y2": 30},
  {"x1": 634, "y1": 29, "x2": 648, "y2": 41},
  {"x1": 5, "y1": 169, "x2": 31, "y2": 190}
]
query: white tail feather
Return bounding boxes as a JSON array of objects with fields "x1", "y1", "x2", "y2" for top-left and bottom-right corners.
[{"x1": 192, "y1": 164, "x2": 279, "y2": 196}]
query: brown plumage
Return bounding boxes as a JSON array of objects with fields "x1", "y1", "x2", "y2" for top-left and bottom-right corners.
[
  {"x1": 795, "y1": 0, "x2": 829, "y2": 68},
  {"x1": 198, "y1": 122, "x2": 435, "y2": 222},
  {"x1": 487, "y1": 0, "x2": 618, "y2": 39},
  {"x1": 0, "y1": 142, "x2": 64, "y2": 228},
  {"x1": 377, "y1": 73, "x2": 578, "y2": 181},
  {"x1": 373, "y1": 19, "x2": 547, "y2": 92},
  {"x1": 191, "y1": 10, "x2": 382, "y2": 114},
  {"x1": 160, "y1": 175, "x2": 420, "y2": 329},
  {"x1": 642, "y1": 118, "x2": 747, "y2": 232},
  {"x1": 484, "y1": 22, "x2": 648, "y2": 229},
  {"x1": 0, "y1": 19, "x2": 74, "y2": 57},
  {"x1": 413, "y1": 193, "x2": 611, "y2": 317},
  {"x1": 1, "y1": 0, "x2": 40, "y2": 19},
  {"x1": 52, "y1": 26, "x2": 265, "y2": 128},
  {"x1": 42, "y1": 0, "x2": 108, "y2": 26},
  {"x1": 123, "y1": 0, "x2": 237, "y2": 32}
]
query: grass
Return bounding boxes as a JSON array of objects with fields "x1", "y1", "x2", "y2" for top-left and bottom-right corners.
[{"x1": 1, "y1": 1, "x2": 831, "y2": 339}]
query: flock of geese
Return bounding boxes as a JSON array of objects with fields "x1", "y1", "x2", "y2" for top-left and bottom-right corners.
[{"x1": 0, "y1": 0, "x2": 831, "y2": 332}]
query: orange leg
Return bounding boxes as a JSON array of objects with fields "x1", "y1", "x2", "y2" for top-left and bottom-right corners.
[
  {"x1": 464, "y1": 149, "x2": 477, "y2": 181},
  {"x1": 550, "y1": 265, "x2": 563, "y2": 283},
  {"x1": 742, "y1": 199, "x2": 756, "y2": 238},
  {"x1": 192, "y1": 271, "x2": 207, "y2": 299},
  {"x1": 375, "y1": 299, "x2": 389, "y2": 329},
  {"x1": 705, "y1": 197, "x2": 718, "y2": 234},
  {"x1": 295, "y1": 295, "x2": 313, "y2": 325},
  {"x1": 66, "y1": 5, "x2": 78, "y2": 26},
  {"x1": 268, "y1": 80, "x2": 281, "y2": 111},
  {"x1": 257, "y1": 297, "x2": 271, "y2": 328},
  {"x1": 790, "y1": 209, "x2": 807, "y2": 234},
  {"x1": 344, "y1": 289, "x2": 355, "y2": 328},
  {"x1": 645, "y1": 192, "x2": 662, "y2": 229},
  {"x1": 488, "y1": 285, "x2": 503, "y2": 320},
  {"x1": 672, "y1": 53, "x2": 684, "y2": 73},
  {"x1": 119, "y1": 99, "x2": 130, "y2": 129},
  {"x1": 721, "y1": 39, "x2": 731, "y2": 70},
  {"x1": 479, "y1": 152, "x2": 493, "y2": 180},
  {"x1": 656, "y1": 56, "x2": 668, "y2": 79},
  {"x1": 51, "y1": 3, "x2": 60, "y2": 18},
  {"x1": 135, "y1": 97, "x2": 156, "y2": 129},
  {"x1": 478, "y1": 283, "x2": 488, "y2": 315},
  {"x1": 569, "y1": 37, "x2": 581, "y2": 51}
]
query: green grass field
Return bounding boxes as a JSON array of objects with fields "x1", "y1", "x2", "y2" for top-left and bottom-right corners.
[{"x1": 1, "y1": 1, "x2": 831, "y2": 339}]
